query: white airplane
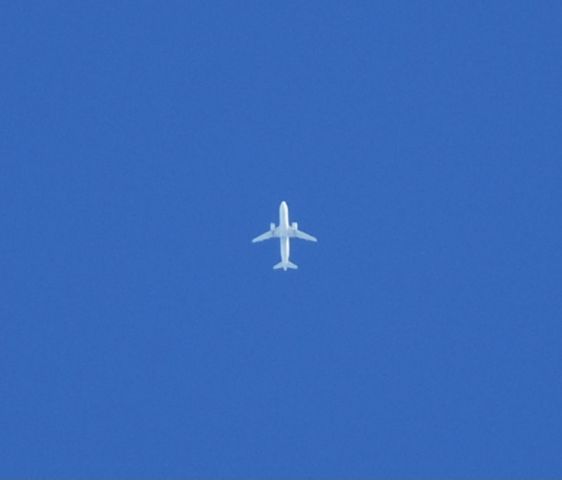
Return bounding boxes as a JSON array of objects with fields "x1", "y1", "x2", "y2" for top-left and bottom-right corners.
[{"x1": 252, "y1": 201, "x2": 317, "y2": 270}]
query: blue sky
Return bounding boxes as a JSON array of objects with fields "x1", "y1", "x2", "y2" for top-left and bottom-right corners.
[{"x1": 1, "y1": 2, "x2": 562, "y2": 478}]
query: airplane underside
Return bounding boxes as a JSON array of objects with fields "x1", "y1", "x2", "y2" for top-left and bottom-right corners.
[{"x1": 252, "y1": 201, "x2": 317, "y2": 271}]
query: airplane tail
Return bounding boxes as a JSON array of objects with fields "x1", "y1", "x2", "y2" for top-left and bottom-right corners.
[{"x1": 273, "y1": 261, "x2": 298, "y2": 270}]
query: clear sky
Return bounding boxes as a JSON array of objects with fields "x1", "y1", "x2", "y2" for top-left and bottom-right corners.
[{"x1": 1, "y1": 2, "x2": 562, "y2": 478}]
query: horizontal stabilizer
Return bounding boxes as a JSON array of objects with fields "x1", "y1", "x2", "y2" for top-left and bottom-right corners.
[{"x1": 273, "y1": 261, "x2": 298, "y2": 270}]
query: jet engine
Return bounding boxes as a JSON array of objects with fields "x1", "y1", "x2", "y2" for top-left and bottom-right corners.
[
  {"x1": 292, "y1": 222, "x2": 298, "y2": 230},
  {"x1": 270, "y1": 222, "x2": 276, "y2": 231}
]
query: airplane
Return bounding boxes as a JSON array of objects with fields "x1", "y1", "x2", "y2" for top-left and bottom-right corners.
[{"x1": 252, "y1": 201, "x2": 317, "y2": 270}]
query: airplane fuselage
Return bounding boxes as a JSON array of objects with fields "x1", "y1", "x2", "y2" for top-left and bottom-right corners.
[
  {"x1": 280, "y1": 200, "x2": 290, "y2": 230},
  {"x1": 279, "y1": 201, "x2": 291, "y2": 266}
]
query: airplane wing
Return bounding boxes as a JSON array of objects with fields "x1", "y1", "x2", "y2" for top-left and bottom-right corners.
[
  {"x1": 294, "y1": 230, "x2": 317, "y2": 242},
  {"x1": 252, "y1": 231, "x2": 274, "y2": 243}
]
